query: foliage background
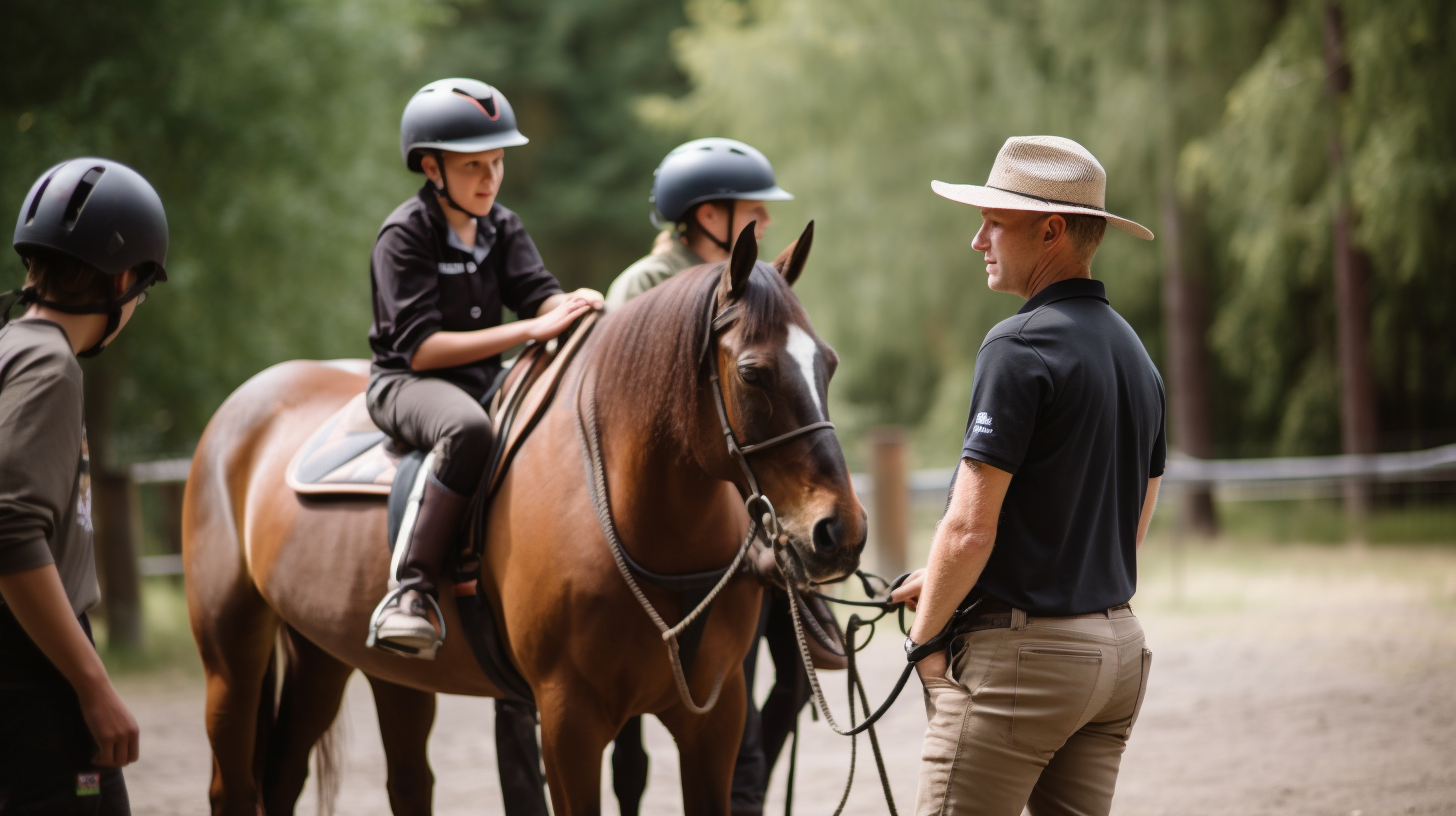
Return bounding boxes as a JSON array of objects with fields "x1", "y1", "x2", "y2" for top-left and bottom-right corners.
[{"x1": 2, "y1": 0, "x2": 1452, "y2": 469}]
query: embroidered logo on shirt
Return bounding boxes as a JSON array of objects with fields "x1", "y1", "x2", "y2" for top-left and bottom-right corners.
[
  {"x1": 437, "y1": 262, "x2": 471, "y2": 275},
  {"x1": 76, "y1": 772, "x2": 101, "y2": 796},
  {"x1": 972, "y1": 412, "x2": 994, "y2": 435}
]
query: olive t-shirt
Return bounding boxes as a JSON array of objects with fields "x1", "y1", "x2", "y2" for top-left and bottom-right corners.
[
  {"x1": 604, "y1": 236, "x2": 705, "y2": 310},
  {"x1": 0, "y1": 320, "x2": 99, "y2": 618}
]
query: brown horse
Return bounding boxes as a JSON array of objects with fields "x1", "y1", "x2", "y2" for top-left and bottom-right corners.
[{"x1": 183, "y1": 223, "x2": 866, "y2": 816}]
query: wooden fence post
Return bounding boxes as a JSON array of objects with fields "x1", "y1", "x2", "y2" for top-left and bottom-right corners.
[
  {"x1": 868, "y1": 427, "x2": 909, "y2": 578},
  {"x1": 93, "y1": 469, "x2": 143, "y2": 650},
  {"x1": 159, "y1": 482, "x2": 185, "y2": 554}
]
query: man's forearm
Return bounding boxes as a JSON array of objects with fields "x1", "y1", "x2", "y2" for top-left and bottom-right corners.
[
  {"x1": 0, "y1": 564, "x2": 111, "y2": 697},
  {"x1": 908, "y1": 458, "x2": 1013, "y2": 644},
  {"x1": 909, "y1": 523, "x2": 994, "y2": 643}
]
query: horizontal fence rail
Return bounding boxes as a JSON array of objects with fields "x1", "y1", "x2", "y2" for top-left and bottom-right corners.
[
  {"x1": 850, "y1": 442, "x2": 1456, "y2": 503},
  {"x1": 107, "y1": 443, "x2": 1456, "y2": 608}
]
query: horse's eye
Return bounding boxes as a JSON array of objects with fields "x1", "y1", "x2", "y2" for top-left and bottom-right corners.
[{"x1": 738, "y1": 365, "x2": 764, "y2": 385}]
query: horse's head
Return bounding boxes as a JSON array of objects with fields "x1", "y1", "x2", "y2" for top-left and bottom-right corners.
[{"x1": 696, "y1": 222, "x2": 867, "y2": 586}]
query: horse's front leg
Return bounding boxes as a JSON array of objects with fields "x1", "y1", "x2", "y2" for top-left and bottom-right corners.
[
  {"x1": 657, "y1": 667, "x2": 749, "y2": 816},
  {"x1": 537, "y1": 680, "x2": 620, "y2": 816}
]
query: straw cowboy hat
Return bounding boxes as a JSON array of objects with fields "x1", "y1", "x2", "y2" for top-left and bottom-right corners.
[{"x1": 932, "y1": 135, "x2": 1153, "y2": 241}]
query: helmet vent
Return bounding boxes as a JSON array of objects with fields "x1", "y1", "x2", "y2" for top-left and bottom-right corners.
[
  {"x1": 62, "y1": 166, "x2": 106, "y2": 231},
  {"x1": 23, "y1": 169, "x2": 60, "y2": 226},
  {"x1": 452, "y1": 88, "x2": 499, "y2": 120},
  {"x1": 728, "y1": 147, "x2": 747, "y2": 155}
]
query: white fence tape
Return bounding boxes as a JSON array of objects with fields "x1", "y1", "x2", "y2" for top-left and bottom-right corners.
[{"x1": 852, "y1": 442, "x2": 1456, "y2": 504}]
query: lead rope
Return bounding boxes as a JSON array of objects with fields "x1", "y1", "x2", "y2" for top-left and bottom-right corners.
[
  {"x1": 779, "y1": 574, "x2": 907, "y2": 816},
  {"x1": 576, "y1": 374, "x2": 761, "y2": 714}
]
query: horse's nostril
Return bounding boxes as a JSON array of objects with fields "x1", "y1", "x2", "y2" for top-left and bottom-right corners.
[{"x1": 812, "y1": 516, "x2": 842, "y2": 553}]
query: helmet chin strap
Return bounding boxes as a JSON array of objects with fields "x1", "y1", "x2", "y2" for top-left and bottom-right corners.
[
  {"x1": 694, "y1": 201, "x2": 735, "y2": 255},
  {"x1": 0, "y1": 272, "x2": 157, "y2": 357},
  {"x1": 431, "y1": 150, "x2": 474, "y2": 215}
]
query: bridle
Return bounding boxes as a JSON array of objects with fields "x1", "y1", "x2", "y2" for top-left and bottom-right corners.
[
  {"x1": 703, "y1": 294, "x2": 837, "y2": 535},
  {"x1": 575, "y1": 279, "x2": 835, "y2": 713}
]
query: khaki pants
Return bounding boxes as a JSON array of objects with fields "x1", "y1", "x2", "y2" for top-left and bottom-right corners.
[{"x1": 915, "y1": 606, "x2": 1151, "y2": 816}]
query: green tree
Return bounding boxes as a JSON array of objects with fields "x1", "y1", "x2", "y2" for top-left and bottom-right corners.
[
  {"x1": 1185, "y1": 0, "x2": 1456, "y2": 455},
  {"x1": 2, "y1": 0, "x2": 442, "y2": 460},
  {"x1": 420, "y1": 0, "x2": 691, "y2": 293},
  {"x1": 645, "y1": 0, "x2": 1274, "y2": 467}
]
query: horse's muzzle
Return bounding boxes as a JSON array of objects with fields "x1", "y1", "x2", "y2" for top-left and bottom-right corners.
[{"x1": 794, "y1": 508, "x2": 866, "y2": 585}]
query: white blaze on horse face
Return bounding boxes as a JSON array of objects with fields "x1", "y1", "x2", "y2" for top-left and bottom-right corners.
[{"x1": 785, "y1": 324, "x2": 823, "y2": 419}]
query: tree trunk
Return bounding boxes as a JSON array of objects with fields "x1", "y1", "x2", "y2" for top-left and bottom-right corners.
[
  {"x1": 1154, "y1": 0, "x2": 1218, "y2": 536},
  {"x1": 1322, "y1": 1, "x2": 1379, "y2": 528}
]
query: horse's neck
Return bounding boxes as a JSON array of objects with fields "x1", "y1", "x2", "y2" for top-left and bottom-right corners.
[{"x1": 601, "y1": 427, "x2": 744, "y2": 575}]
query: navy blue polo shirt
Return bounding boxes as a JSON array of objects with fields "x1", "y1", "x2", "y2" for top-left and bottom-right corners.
[{"x1": 958, "y1": 277, "x2": 1166, "y2": 616}]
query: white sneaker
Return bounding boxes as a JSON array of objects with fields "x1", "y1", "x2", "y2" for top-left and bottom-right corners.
[{"x1": 371, "y1": 589, "x2": 442, "y2": 659}]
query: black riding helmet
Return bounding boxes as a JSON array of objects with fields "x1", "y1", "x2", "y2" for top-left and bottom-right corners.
[
  {"x1": 7, "y1": 158, "x2": 168, "y2": 357},
  {"x1": 650, "y1": 138, "x2": 793, "y2": 251},
  {"x1": 401, "y1": 78, "x2": 528, "y2": 213}
]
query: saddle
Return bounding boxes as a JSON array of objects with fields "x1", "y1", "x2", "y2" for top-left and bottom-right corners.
[
  {"x1": 285, "y1": 312, "x2": 601, "y2": 702},
  {"x1": 287, "y1": 313, "x2": 598, "y2": 501}
]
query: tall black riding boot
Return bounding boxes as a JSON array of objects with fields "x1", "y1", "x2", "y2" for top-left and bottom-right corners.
[{"x1": 372, "y1": 474, "x2": 468, "y2": 658}]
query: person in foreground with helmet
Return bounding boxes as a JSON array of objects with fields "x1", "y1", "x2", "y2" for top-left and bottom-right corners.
[
  {"x1": 0, "y1": 158, "x2": 169, "y2": 815},
  {"x1": 604, "y1": 137, "x2": 793, "y2": 310},
  {"x1": 366, "y1": 78, "x2": 601, "y2": 658},
  {"x1": 891, "y1": 136, "x2": 1163, "y2": 816},
  {"x1": 603, "y1": 138, "x2": 836, "y2": 816}
]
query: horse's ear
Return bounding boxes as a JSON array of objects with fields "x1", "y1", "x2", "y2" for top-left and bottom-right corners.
[
  {"x1": 721, "y1": 221, "x2": 758, "y2": 301},
  {"x1": 772, "y1": 220, "x2": 814, "y2": 287}
]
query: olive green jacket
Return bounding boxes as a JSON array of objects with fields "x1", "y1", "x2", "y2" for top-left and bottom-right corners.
[{"x1": 604, "y1": 235, "x2": 705, "y2": 310}]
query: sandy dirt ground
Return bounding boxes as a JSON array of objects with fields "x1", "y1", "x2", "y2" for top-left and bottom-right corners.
[{"x1": 115, "y1": 540, "x2": 1456, "y2": 815}]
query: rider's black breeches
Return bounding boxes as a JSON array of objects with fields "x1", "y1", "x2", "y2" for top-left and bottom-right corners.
[{"x1": 367, "y1": 372, "x2": 495, "y2": 496}]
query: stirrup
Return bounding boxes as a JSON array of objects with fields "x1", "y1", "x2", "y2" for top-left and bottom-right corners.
[{"x1": 366, "y1": 585, "x2": 448, "y2": 660}]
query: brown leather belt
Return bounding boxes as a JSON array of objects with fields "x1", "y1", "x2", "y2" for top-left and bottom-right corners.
[{"x1": 956, "y1": 597, "x2": 1133, "y2": 634}]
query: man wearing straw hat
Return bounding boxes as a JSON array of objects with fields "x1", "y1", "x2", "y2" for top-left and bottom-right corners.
[{"x1": 891, "y1": 135, "x2": 1166, "y2": 816}]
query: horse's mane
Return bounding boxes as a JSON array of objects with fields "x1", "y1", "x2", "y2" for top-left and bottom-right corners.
[{"x1": 591, "y1": 260, "x2": 801, "y2": 449}]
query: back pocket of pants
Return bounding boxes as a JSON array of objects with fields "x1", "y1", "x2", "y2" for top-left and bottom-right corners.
[{"x1": 1010, "y1": 644, "x2": 1104, "y2": 753}]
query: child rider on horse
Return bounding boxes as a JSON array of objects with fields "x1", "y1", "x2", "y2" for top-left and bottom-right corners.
[{"x1": 366, "y1": 78, "x2": 601, "y2": 658}]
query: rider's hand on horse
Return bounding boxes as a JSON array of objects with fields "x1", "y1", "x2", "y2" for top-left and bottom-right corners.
[
  {"x1": 527, "y1": 296, "x2": 594, "y2": 341},
  {"x1": 79, "y1": 681, "x2": 141, "y2": 767},
  {"x1": 890, "y1": 567, "x2": 926, "y2": 611},
  {"x1": 570, "y1": 287, "x2": 605, "y2": 307}
]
